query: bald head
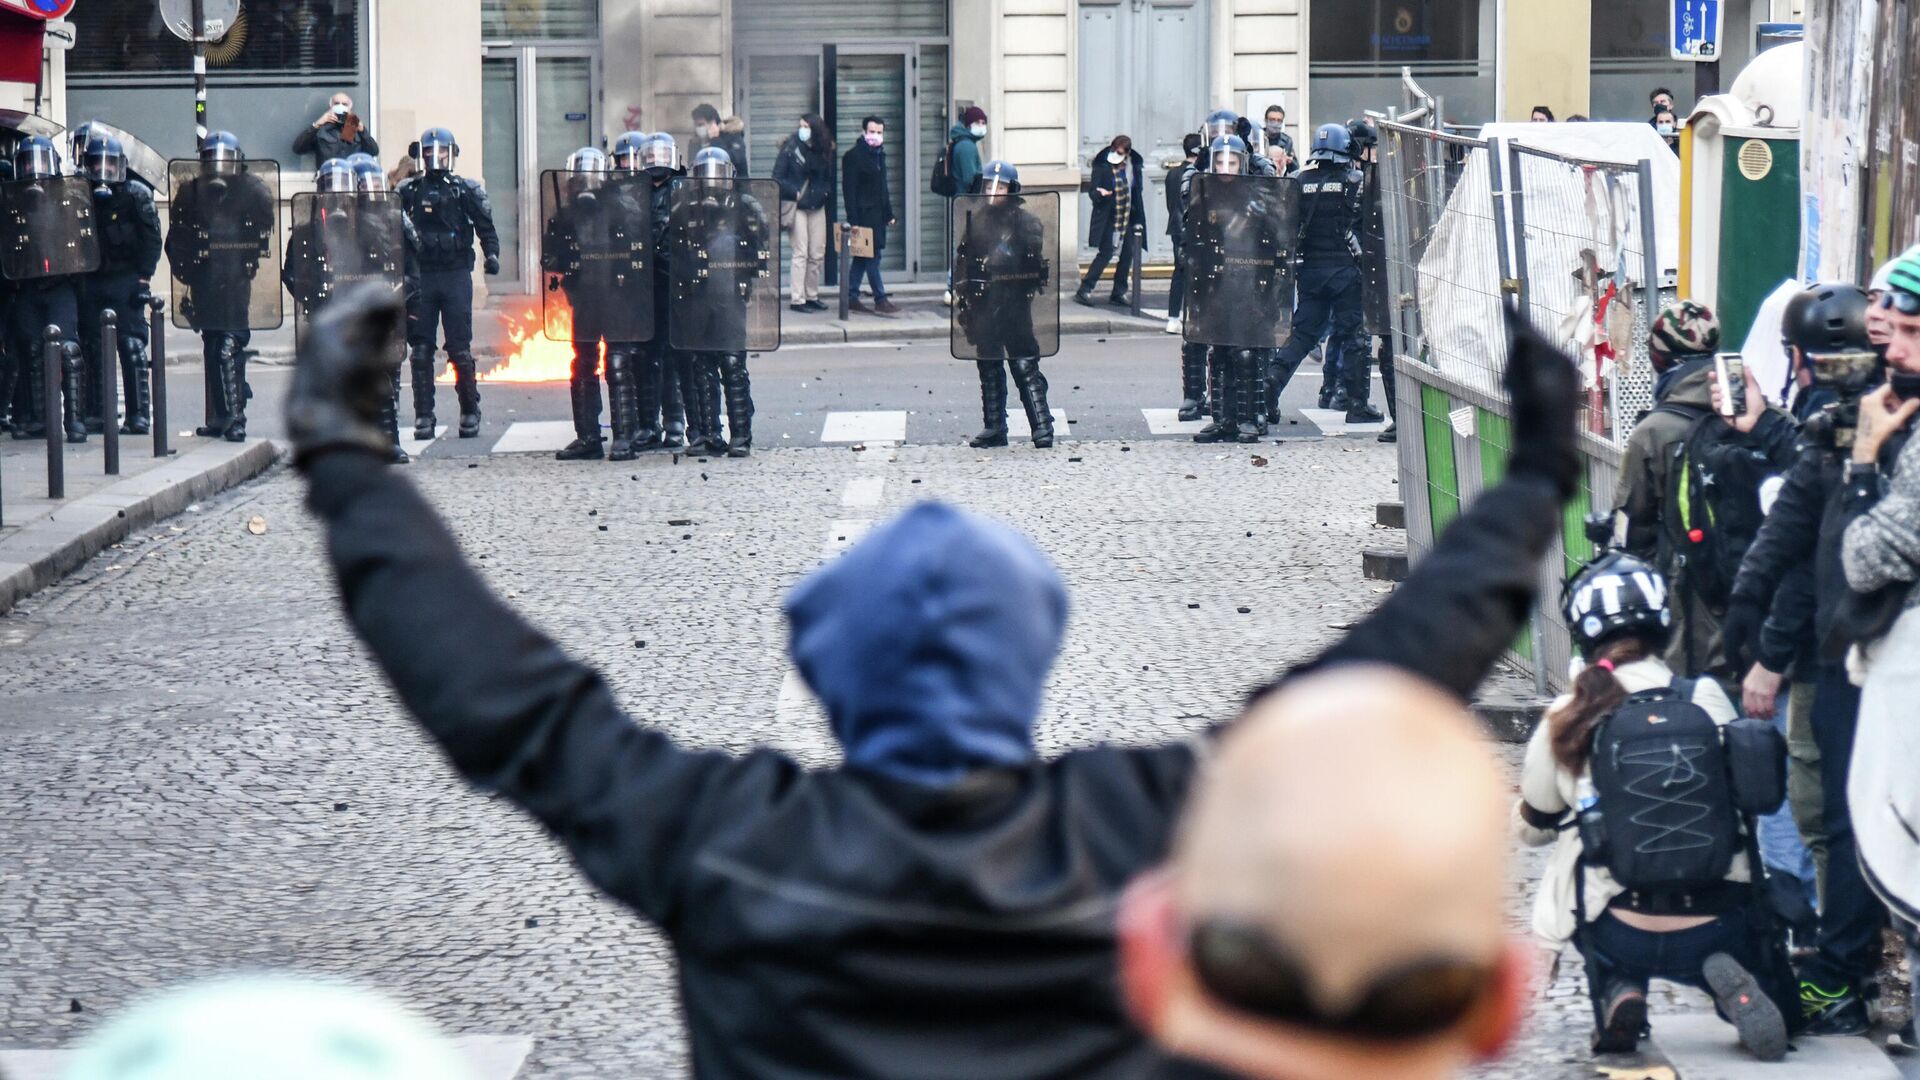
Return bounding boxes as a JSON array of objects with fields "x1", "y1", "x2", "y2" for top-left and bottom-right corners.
[{"x1": 1122, "y1": 665, "x2": 1523, "y2": 1080}]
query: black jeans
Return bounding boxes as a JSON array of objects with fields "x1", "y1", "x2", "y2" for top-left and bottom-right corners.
[
  {"x1": 1166, "y1": 253, "x2": 1187, "y2": 320},
  {"x1": 1079, "y1": 227, "x2": 1138, "y2": 299},
  {"x1": 1576, "y1": 903, "x2": 1798, "y2": 1033},
  {"x1": 408, "y1": 268, "x2": 476, "y2": 353},
  {"x1": 1800, "y1": 665, "x2": 1887, "y2": 990}
]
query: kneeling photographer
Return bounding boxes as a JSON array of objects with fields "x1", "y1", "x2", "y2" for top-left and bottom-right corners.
[{"x1": 1517, "y1": 540, "x2": 1795, "y2": 1061}]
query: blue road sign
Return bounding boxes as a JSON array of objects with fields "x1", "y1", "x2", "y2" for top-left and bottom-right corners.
[{"x1": 1671, "y1": 0, "x2": 1722, "y2": 61}]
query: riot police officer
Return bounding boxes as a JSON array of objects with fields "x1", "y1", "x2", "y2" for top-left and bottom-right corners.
[
  {"x1": 634, "y1": 132, "x2": 705, "y2": 452},
  {"x1": 606, "y1": 132, "x2": 671, "y2": 450},
  {"x1": 400, "y1": 127, "x2": 499, "y2": 440},
  {"x1": 1200, "y1": 110, "x2": 1278, "y2": 178},
  {"x1": 1266, "y1": 123, "x2": 1377, "y2": 424},
  {"x1": 1176, "y1": 113, "x2": 1278, "y2": 432},
  {"x1": 955, "y1": 160, "x2": 1055, "y2": 449},
  {"x1": 80, "y1": 133, "x2": 162, "y2": 436},
  {"x1": 672, "y1": 146, "x2": 766, "y2": 457},
  {"x1": 166, "y1": 131, "x2": 277, "y2": 441},
  {"x1": 1183, "y1": 135, "x2": 1285, "y2": 445},
  {"x1": 6, "y1": 137, "x2": 89, "y2": 443}
]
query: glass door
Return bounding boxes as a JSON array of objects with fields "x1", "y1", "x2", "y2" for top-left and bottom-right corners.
[
  {"x1": 481, "y1": 45, "x2": 601, "y2": 291},
  {"x1": 835, "y1": 49, "x2": 914, "y2": 276}
]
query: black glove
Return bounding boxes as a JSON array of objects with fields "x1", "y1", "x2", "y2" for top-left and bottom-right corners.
[
  {"x1": 1719, "y1": 595, "x2": 1762, "y2": 674},
  {"x1": 1502, "y1": 306, "x2": 1582, "y2": 498},
  {"x1": 286, "y1": 281, "x2": 407, "y2": 470},
  {"x1": 484, "y1": 254, "x2": 501, "y2": 276}
]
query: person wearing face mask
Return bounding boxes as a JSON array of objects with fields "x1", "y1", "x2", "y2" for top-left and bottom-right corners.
[
  {"x1": 773, "y1": 113, "x2": 835, "y2": 313},
  {"x1": 295, "y1": 92, "x2": 380, "y2": 166},
  {"x1": 1261, "y1": 104, "x2": 1297, "y2": 177},
  {"x1": 1649, "y1": 87, "x2": 1676, "y2": 124},
  {"x1": 939, "y1": 107, "x2": 989, "y2": 305},
  {"x1": 841, "y1": 115, "x2": 899, "y2": 315},
  {"x1": 691, "y1": 102, "x2": 749, "y2": 175},
  {"x1": 78, "y1": 133, "x2": 162, "y2": 437},
  {"x1": 1075, "y1": 135, "x2": 1146, "y2": 309},
  {"x1": 1653, "y1": 110, "x2": 1680, "y2": 152}
]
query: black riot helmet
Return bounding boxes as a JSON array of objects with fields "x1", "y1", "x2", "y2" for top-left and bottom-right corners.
[
  {"x1": 689, "y1": 146, "x2": 734, "y2": 182},
  {"x1": 315, "y1": 159, "x2": 356, "y2": 194},
  {"x1": 200, "y1": 130, "x2": 243, "y2": 175},
  {"x1": 1562, "y1": 549, "x2": 1673, "y2": 656},
  {"x1": 1781, "y1": 282, "x2": 1870, "y2": 354},
  {"x1": 610, "y1": 132, "x2": 646, "y2": 173},
  {"x1": 15, "y1": 135, "x2": 59, "y2": 180},
  {"x1": 82, "y1": 134, "x2": 128, "y2": 185},
  {"x1": 344, "y1": 152, "x2": 387, "y2": 193},
  {"x1": 639, "y1": 132, "x2": 680, "y2": 177},
  {"x1": 419, "y1": 127, "x2": 458, "y2": 173}
]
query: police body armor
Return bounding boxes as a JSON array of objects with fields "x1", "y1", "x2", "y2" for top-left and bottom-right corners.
[
  {"x1": 405, "y1": 172, "x2": 485, "y2": 273},
  {"x1": 950, "y1": 191, "x2": 1061, "y2": 361},
  {"x1": 667, "y1": 177, "x2": 780, "y2": 353},
  {"x1": 1181, "y1": 173, "x2": 1299, "y2": 349},
  {"x1": 165, "y1": 160, "x2": 283, "y2": 331}
]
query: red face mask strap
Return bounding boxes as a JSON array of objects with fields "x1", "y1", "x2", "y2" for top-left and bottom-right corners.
[{"x1": 1595, "y1": 658, "x2": 1616, "y2": 673}]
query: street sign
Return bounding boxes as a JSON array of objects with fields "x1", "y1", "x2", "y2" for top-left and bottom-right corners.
[
  {"x1": 0, "y1": 0, "x2": 77, "y2": 20},
  {"x1": 157, "y1": 0, "x2": 241, "y2": 42},
  {"x1": 1670, "y1": 0, "x2": 1722, "y2": 62}
]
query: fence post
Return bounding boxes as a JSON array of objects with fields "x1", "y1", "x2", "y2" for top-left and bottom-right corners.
[
  {"x1": 1486, "y1": 139, "x2": 1518, "y2": 315},
  {"x1": 149, "y1": 297, "x2": 170, "y2": 458},
  {"x1": 1505, "y1": 144, "x2": 1533, "y2": 318},
  {"x1": 43, "y1": 325, "x2": 63, "y2": 500},
  {"x1": 1633, "y1": 158, "x2": 1663, "y2": 439},
  {"x1": 100, "y1": 308, "x2": 120, "y2": 476}
]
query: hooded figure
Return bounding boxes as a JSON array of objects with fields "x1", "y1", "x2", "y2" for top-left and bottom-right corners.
[{"x1": 292, "y1": 291, "x2": 1580, "y2": 1080}]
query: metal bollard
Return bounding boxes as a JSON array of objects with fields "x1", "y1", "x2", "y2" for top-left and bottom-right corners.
[
  {"x1": 43, "y1": 325, "x2": 63, "y2": 500},
  {"x1": 837, "y1": 227, "x2": 853, "y2": 321},
  {"x1": 100, "y1": 308, "x2": 120, "y2": 476},
  {"x1": 1129, "y1": 223, "x2": 1145, "y2": 320},
  {"x1": 149, "y1": 297, "x2": 169, "y2": 458}
]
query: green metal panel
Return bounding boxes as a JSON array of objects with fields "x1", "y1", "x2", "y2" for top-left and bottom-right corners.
[
  {"x1": 1562, "y1": 459, "x2": 1596, "y2": 582},
  {"x1": 1717, "y1": 137, "x2": 1801, "y2": 349},
  {"x1": 1421, "y1": 384, "x2": 1461, "y2": 536},
  {"x1": 1477, "y1": 407, "x2": 1511, "y2": 486}
]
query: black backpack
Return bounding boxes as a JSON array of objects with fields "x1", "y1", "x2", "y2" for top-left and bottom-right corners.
[
  {"x1": 1579, "y1": 682, "x2": 1743, "y2": 894},
  {"x1": 930, "y1": 137, "x2": 961, "y2": 198},
  {"x1": 1656, "y1": 405, "x2": 1770, "y2": 613}
]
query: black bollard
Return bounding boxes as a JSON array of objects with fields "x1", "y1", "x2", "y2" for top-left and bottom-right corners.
[
  {"x1": 149, "y1": 297, "x2": 169, "y2": 458},
  {"x1": 43, "y1": 325, "x2": 63, "y2": 499},
  {"x1": 1129, "y1": 223, "x2": 1145, "y2": 320},
  {"x1": 837, "y1": 227, "x2": 853, "y2": 321},
  {"x1": 100, "y1": 308, "x2": 119, "y2": 475}
]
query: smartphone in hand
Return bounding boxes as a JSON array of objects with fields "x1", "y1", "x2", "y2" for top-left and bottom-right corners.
[{"x1": 1714, "y1": 354, "x2": 1747, "y2": 418}]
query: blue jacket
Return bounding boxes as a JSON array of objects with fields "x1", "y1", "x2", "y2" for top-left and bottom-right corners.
[{"x1": 947, "y1": 121, "x2": 984, "y2": 196}]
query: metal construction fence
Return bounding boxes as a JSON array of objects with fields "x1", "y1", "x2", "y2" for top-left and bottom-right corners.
[{"x1": 1376, "y1": 82, "x2": 1673, "y2": 692}]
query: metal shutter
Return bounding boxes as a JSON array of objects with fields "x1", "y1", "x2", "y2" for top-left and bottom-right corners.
[{"x1": 836, "y1": 53, "x2": 909, "y2": 274}]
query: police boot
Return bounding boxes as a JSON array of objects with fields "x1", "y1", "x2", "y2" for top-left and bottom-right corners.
[
  {"x1": 81, "y1": 348, "x2": 106, "y2": 433},
  {"x1": 223, "y1": 341, "x2": 249, "y2": 442},
  {"x1": 120, "y1": 337, "x2": 151, "y2": 436},
  {"x1": 451, "y1": 351, "x2": 482, "y2": 438},
  {"x1": 409, "y1": 345, "x2": 438, "y2": 440},
  {"x1": 661, "y1": 353, "x2": 687, "y2": 448},
  {"x1": 1342, "y1": 338, "x2": 1382, "y2": 423},
  {"x1": 685, "y1": 355, "x2": 727, "y2": 457},
  {"x1": 1178, "y1": 342, "x2": 1208, "y2": 422},
  {"x1": 970, "y1": 360, "x2": 1010, "y2": 448},
  {"x1": 606, "y1": 348, "x2": 640, "y2": 462},
  {"x1": 196, "y1": 334, "x2": 229, "y2": 437},
  {"x1": 556, "y1": 373, "x2": 604, "y2": 461},
  {"x1": 1194, "y1": 349, "x2": 1235, "y2": 443},
  {"x1": 0, "y1": 348, "x2": 15, "y2": 435},
  {"x1": 13, "y1": 349, "x2": 45, "y2": 438},
  {"x1": 383, "y1": 366, "x2": 410, "y2": 465},
  {"x1": 1010, "y1": 358, "x2": 1054, "y2": 448},
  {"x1": 722, "y1": 351, "x2": 754, "y2": 457},
  {"x1": 1231, "y1": 351, "x2": 1263, "y2": 443},
  {"x1": 629, "y1": 351, "x2": 664, "y2": 451},
  {"x1": 61, "y1": 344, "x2": 87, "y2": 444}
]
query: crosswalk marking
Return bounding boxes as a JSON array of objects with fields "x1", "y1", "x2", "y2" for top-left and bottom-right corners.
[
  {"x1": 1140, "y1": 408, "x2": 1209, "y2": 436},
  {"x1": 821, "y1": 411, "x2": 907, "y2": 444},
  {"x1": 408, "y1": 425, "x2": 449, "y2": 455},
  {"x1": 1003, "y1": 408, "x2": 1070, "y2": 439},
  {"x1": 490, "y1": 421, "x2": 579, "y2": 455},
  {"x1": 823, "y1": 518, "x2": 879, "y2": 555},
  {"x1": 841, "y1": 476, "x2": 886, "y2": 508},
  {"x1": 0, "y1": 1037, "x2": 535, "y2": 1080},
  {"x1": 1299, "y1": 407, "x2": 1389, "y2": 438}
]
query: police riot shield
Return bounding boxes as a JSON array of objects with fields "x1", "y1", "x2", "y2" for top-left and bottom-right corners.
[
  {"x1": 1357, "y1": 163, "x2": 1391, "y2": 336},
  {"x1": 1181, "y1": 173, "x2": 1299, "y2": 350},
  {"x1": 539, "y1": 169, "x2": 653, "y2": 344},
  {"x1": 0, "y1": 175, "x2": 101, "y2": 281},
  {"x1": 286, "y1": 191, "x2": 406, "y2": 340},
  {"x1": 949, "y1": 191, "x2": 1061, "y2": 361},
  {"x1": 166, "y1": 159, "x2": 284, "y2": 331},
  {"x1": 667, "y1": 177, "x2": 780, "y2": 352}
]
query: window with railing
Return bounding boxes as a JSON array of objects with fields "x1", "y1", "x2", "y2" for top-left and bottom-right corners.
[{"x1": 70, "y1": 0, "x2": 360, "y2": 80}]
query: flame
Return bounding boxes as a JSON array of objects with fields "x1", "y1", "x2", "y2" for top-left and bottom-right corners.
[{"x1": 442, "y1": 290, "x2": 601, "y2": 384}]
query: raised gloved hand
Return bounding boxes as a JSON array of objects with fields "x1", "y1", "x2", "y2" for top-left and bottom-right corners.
[
  {"x1": 1502, "y1": 305, "x2": 1582, "y2": 498},
  {"x1": 484, "y1": 254, "x2": 501, "y2": 276},
  {"x1": 286, "y1": 281, "x2": 407, "y2": 469}
]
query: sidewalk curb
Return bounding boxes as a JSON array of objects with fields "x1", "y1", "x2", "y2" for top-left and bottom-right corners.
[
  {"x1": 1472, "y1": 697, "x2": 1550, "y2": 743},
  {"x1": 0, "y1": 439, "x2": 281, "y2": 615}
]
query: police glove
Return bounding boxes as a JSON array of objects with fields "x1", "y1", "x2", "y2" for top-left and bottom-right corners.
[
  {"x1": 286, "y1": 282, "x2": 406, "y2": 470},
  {"x1": 1502, "y1": 305, "x2": 1582, "y2": 499},
  {"x1": 484, "y1": 254, "x2": 502, "y2": 276},
  {"x1": 1718, "y1": 594, "x2": 1763, "y2": 674}
]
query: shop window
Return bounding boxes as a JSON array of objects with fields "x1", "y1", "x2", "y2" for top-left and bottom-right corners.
[
  {"x1": 1311, "y1": 0, "x2": 1482, "y2": 65},
  {"x1": 71, "y1": 0, "x2": 359, "y2": 77},
  {"x1": 484, "y1": 0, "x2": 599, "y2": 40}
]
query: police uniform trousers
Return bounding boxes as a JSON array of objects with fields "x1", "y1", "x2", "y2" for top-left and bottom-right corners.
[
  {"x1": 82, "y1": 270, "x2": 153, "y2": 434},
  {"x1": 407, "y1": 267, "x2": 480, "y2": 424},
  {"x1": 1267, "y1": 261, "x2": 1365, "y2": 405},
  {"x1": 10, "y1": 279, "x2": 86, "y2": 441}
]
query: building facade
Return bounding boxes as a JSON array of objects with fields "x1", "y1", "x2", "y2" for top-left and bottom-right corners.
[{"x1": 46, "y1": 0, "x2": 1798, "y2": 295}]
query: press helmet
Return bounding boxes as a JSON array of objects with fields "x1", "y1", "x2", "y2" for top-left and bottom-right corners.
[
  {"x1": 314, "y1": 158, "x2": 356, "y2": 194},
  {"x1": 59, "y1": 976, "x2": 477, "y2": 1080},
  {"x1": 418, "y1": 127, "x2": 458, "y2": 173},
  {"x1": 980, "y1": 159, "x2": 1021, "y2": 196},
  {"x1": 690, "y1": 146, "x2": 735, "y2": 181},
  {"x1": 1562, "y1": 549, "x2": 1673, "y2": 656},
  {"x1": 1309, "y1": 122, "x2": 1355, "y2": 164},
  {"x1": 14, "y1": 135, "x2": 59, "y2": 180},
  {"x1": 1781, "y1": 283, "x2": 1870, "y2": 354},
  {"x1": 1207, "y1": 134, "x2": 1248, "y2": 175},
  {"x1": 82, "y1": 134, "x2": 127, "y2": 185},
  {"x1": 610, "y1": 132, "x2": 646, "y2": 173},
  {"x1": 345, "y1": 152, "x2": 388, "y2": 193}
]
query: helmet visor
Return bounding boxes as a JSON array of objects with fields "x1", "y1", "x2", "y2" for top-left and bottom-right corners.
[
  {"x1": 565, "y1": 148, "x2": 607, "y2": 174},
  {"x1": 421, "y1": 141, "x2": 455, "y2": 172},
  {"x1": 17, "y1": 142, "x2": 57, "y2": 179},
  {"x1": 352, "y1": 167, "x2": 389, "y2": 193},
  {"x1": 83, "y1": 148, "x2": 126, "y2": 184},
  {"x1": 1209, "y1": 150, "x2": 1245, "y2": 174},
  {"x1": 316, "y1": 162, "x2": 355, "y2": 193},
  {"x1": 1204, "y1": 118, "x2": 1237, "y2": 142},
  {"x1": 691, "y1": 156, "x2": 734, "y2": 181},
  {"x1": 640, "y1": 140, "x2": 679, "y2": 171},
  {"x1": 982, "y1": 177, "x2": 1014, "y2": 197}
]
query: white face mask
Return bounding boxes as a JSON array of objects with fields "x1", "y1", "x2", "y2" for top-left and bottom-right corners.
[
  {"x1": 1657, "y1": 123, "x2": 1675, "y2": 136},
  {"x1": 969, "y1": 123, "x2": 987, "y2": 138},
  {"x1": 797, "y1": 125, "x2": 811, "y2": 142},
  {"x1": 1106, "y1": 151, "x2": 1123, "y2": 164},
  {"x1": 332, "y1": 103, "x2": 350, "y2": 116}
]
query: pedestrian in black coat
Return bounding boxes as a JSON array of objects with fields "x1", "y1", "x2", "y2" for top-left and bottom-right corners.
[
  {"x1": 1076, "y1": 136, "x2": 1146, "y2": 307},
  {"x1": 294, "y1": 91, "x2": 380, "y2": 164},
  {"x1": 841, "y1": 115, "x2": 897, "y2": 313}
]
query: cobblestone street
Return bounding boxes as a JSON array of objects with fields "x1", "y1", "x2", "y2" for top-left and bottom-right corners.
[{"x1": 0, "y1": 436, "x2": 1718, "y2": 1076}]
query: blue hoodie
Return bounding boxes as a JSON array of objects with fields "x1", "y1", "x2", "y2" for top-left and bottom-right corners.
[{"x1": 784, "y1": 501, "x2": 1068, "y2": 787}]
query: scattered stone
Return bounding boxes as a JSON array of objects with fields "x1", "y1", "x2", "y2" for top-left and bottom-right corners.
[
  {"x1": 1251, "y1": 456, "x2": 1269, "y2": 468},
  {"x1": 245, "y1": 516, "x2": 267, "y2": 535},
  {"x1": 667, "y1": 519, "x2": 694, "y2": 526},
  {"x1": 524, "y1": 917, "x2": 539, "y2": 929},
  {"x1": 69, "y1": 999, "x2": 82, "y2": 1013},
  {"x1": 333, "y1": 802, "x2": 348, "y2": 811},
  {"x1": 1237, "y1": 607, "x2": 1252, "y2": 614}
]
